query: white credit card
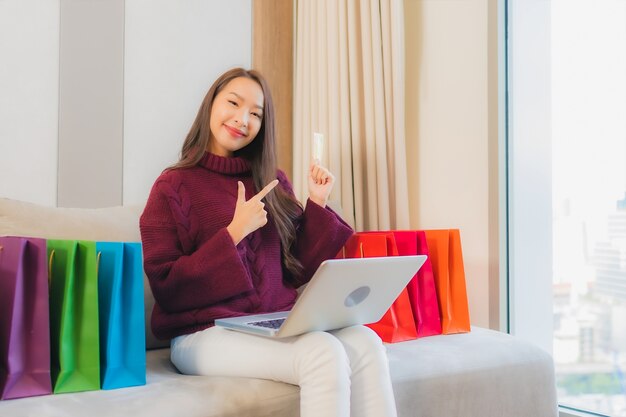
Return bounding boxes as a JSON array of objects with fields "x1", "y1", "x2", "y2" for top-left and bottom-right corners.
[{"x1": 313, "y1": 132, "x2": 324, "y2": 162}]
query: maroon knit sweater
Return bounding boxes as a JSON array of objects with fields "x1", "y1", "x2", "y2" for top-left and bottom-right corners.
[{"x1": 140, "y1": 152, "x2": 354, "y2": 340}]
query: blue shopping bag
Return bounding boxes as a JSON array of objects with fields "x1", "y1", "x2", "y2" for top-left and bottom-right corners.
[{"x1": 96, "y1": 242, "x2": 146, "y2": 390}]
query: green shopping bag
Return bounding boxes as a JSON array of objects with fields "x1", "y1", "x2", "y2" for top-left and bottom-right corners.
[{"x1": 47, "y1": 240, "x2": 100, "y2": 394}]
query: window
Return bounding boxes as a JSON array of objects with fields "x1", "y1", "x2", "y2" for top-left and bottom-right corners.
[{"x1": 509, "y1": 1, "x2": 626, "y2": 415}]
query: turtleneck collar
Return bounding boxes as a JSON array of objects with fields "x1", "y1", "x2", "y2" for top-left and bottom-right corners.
[{"x1": 199, "y1": 152, "x2": 252, "y2": 175}]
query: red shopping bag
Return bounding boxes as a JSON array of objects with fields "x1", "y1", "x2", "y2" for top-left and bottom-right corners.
[
  {"x1": 424, "y1": 229, "x2": 470, "y2": 334},
  {"x1": 391, "y1": 231, "x2": 442, "y2": 337},
  {"x1": 338, "y1": 233, "x2": 418, "y2": 343}
]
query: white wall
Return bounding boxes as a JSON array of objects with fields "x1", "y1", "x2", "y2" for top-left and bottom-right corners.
[
  {"x1": 405, "y1": 0, "x2": 499, "y2": 329},
  {"x1": 123, "y1": 0, "x2": 252, "y2": 205},
  {"x1": 0, "y1": 0, "x2": 60, "y2": 207},
  {"x1": 0, "y1": 0, "x2": 251, "y2": 207}
]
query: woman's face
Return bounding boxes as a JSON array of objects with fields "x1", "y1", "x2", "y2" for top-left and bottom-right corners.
[{"x1": 208, "y1": 77, "x2": 264, "y2": 157}]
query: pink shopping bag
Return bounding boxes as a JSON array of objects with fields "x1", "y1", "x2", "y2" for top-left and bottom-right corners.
[{"x1": 392, "y1": 231, "x2": 442, "y2": 337}]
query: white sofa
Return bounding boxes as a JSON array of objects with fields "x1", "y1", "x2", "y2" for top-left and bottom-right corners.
[{"x1": 0, "y1": 198, "x2": 559, "y2": 417}]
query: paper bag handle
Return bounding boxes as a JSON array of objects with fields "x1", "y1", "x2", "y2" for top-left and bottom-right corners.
[
  {"x1": 48, "y1": 249, "x2": 55, "y2": 289},
  {"x1": 47, "y1": 248, "x2": 101, "y2": 290},
  {"x1": 341, "y1": 242, "x2": 366, "y2": 258}
]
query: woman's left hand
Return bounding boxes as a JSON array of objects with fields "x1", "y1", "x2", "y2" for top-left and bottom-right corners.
[{"x1": 308, "y1": 160, "x2": 334, "y2": 208}]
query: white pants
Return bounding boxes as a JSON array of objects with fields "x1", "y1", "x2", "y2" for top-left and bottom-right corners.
[{"x1": 170, "y1": 325, "x2": 398, "y2": 417}]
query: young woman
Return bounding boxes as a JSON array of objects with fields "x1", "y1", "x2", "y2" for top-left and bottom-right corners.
[{"x1": 140, "y1": 68, "x2": 398, "y2": 417}]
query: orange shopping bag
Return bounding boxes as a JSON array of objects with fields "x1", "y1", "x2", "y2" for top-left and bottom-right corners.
[
  {"x1": 424, "y1": 229, "x2": 470, "y2": 334},
  {"x1": 338, "y1": 233, "x2": 418, "y2": 343}
]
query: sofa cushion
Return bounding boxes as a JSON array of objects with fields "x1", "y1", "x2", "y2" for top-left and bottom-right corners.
[
  {"x1": 389, "y1": 327, "x2": 557, "y2": 417},
  {"x1": 0, "y1": 198, "x2": 143, "y2": 242},
  {"x1": 0, "y1": 348, "x2": 300, "y2": 417},
  {"x1": 0, "y1": 198, "x2": 168, "y2": 350},
  {"x1": 0, "y1": 327, "x2": 557, "y2": 417}
]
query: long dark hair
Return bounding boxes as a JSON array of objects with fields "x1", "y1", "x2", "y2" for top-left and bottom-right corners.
[{"x1": 170, "y1": 68, "x2": 303, "y2": 276}]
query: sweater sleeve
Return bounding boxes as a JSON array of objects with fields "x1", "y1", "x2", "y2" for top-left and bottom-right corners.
[
  {"x1": 140, "y1": 176, "x2": 253, "y2": 313},
  {"x1": 276, "y1": 170, "x2": 354, "y2": 287}
]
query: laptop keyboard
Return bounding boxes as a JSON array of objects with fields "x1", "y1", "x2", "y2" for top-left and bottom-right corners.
[{"x1": 248, "y1": 318, "x2": 285, "y2": 329}]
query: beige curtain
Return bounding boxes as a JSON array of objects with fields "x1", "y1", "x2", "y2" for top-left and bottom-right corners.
[{"x1": 293, "y1": 0, "x2": 409, "y2": 231}]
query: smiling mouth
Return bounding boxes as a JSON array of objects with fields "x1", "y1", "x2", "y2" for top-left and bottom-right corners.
[{"x1": 224, "y1": 125, "x2": 246, "y2": 138}]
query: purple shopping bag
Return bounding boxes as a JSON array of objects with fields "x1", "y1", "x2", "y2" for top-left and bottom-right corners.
[{"x1": 0, "y1": 237, "x2": 52, "y2": 400}]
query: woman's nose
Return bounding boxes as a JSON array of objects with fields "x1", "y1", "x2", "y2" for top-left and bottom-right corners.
[{"x1": 235, "y1": 110, "x2": 249, "y2": 127}]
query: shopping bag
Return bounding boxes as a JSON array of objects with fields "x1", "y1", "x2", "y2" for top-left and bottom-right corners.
[
  {"x1": 391, "y1": 231, "x2": 442, "y2": 337},
  {"x1": 341, "y1": 232, "x2": 395, "y2": 257},
  {"x1": 339, "y1": 233, "x2": 418, "y2": 343},
  {"x1": 47, "y1": 240, "x2": 100, "y2": 393},
  {"x1": 96, "y1": 242, "x2": 146, "y2": 390},
  {"x1": 0, "y1": 237, "x2": 52, "y2": 400},
  {"x1": 424, "y1": 230, "x2": 471, "y2": 334}
]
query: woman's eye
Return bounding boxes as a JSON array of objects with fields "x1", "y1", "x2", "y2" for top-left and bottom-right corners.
[
  {"x1": 252, "y1": 112, "x2": 262, "y2": 119},
  {"x1": 228, "y1": 100, "x2": 238, "y2": 106}
]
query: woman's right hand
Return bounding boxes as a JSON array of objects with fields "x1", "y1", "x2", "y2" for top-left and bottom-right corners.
[{"x1": 227, "y1": 180, "x2": 279, "y2": 245}]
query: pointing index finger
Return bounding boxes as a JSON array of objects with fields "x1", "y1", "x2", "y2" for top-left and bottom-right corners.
[{"x1": 253, "y1": 179, "x2": 279, "y2": 201}]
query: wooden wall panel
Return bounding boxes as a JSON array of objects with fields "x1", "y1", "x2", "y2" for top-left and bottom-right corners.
[{"x1": 252, "y1": 0, "x2": 294, "y2": 179}]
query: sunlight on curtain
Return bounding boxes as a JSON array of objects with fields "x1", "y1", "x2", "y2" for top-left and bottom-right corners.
[{"x1": 293, "y1": 0, "x2": 409, "y2": 231}]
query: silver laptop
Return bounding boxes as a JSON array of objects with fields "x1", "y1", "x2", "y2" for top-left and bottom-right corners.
[{"x1": 214, "y1": 255, "x2": 427, "y2": 338}]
